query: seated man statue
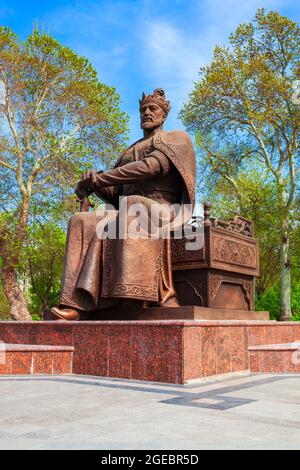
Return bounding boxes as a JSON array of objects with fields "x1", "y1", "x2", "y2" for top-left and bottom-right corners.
[{"x1": 51, "y1": 88, "x2": 196, "y2": 320}]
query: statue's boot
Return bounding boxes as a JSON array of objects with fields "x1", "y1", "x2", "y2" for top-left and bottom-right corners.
[
  {"x1": 50, "y1": 306, "x2": 80, "y2": 321},
  {"x1": 163, "y1": 297, "x2": 180, "y2": 307},
  {"x1": 149, "y1": 296, "x2": 180, "y2": 308}
]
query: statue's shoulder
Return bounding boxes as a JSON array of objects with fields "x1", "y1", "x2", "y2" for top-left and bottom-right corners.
[
  {"x1": 153, "y1": 130, "x2": 194, "y2": 152},
  {"x1": 122, "y1": 139, "x2": 140, "y2": 154},
  {"x1": 113, "y1": 138, "x2": 143, "y2": 168},
  {"x1": 163, "y1": 129, "x2": 191, "y2": 139},
  {"x1": 155, "y1": 130, "x2": 193, "y2": 146}
]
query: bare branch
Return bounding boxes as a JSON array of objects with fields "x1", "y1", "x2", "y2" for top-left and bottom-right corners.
[
  {"x1": 249, "y1": 121, "x2": 279, "y2": 179},
  {"x1": 1, "y1": 71, "x2": 27, "y2": 197},
  {"x1": 287, "y1": 153, "x2": 296, "y2": 210},
  {"x1": 0, "y1": 158, "x2": 15, "y2": 172}
]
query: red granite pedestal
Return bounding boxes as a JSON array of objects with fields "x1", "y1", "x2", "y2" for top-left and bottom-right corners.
[
  {"x1": 0, "y1": 319, "x2": 300, "y2": 383},
  {"x1": 0, "y1": 344, "x2": 73, "y2": 375},
  {"x1": 249, "y1": 342, "x2": 300, "y2": 373}
]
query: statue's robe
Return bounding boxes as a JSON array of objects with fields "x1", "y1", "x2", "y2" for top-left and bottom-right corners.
[{"x1": 59, "y1": 130, "x2": 196, "y2": 312}]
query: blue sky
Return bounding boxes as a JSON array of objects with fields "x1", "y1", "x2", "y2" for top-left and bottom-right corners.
[{"x1": 1, "y1": 0, "x2": 299, "y2": 142}]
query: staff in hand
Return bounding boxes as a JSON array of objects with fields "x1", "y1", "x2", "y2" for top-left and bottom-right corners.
[{"x1": 75, "y1": 170, "x2": 102, "y2": 212}]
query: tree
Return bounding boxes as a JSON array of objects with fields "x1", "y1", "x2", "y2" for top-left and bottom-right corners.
[
  {"x1": 0, "y1": 262, "x2": 9, "y2": 320},
  {"x1": 20, "y1": 223, "x2": 66, "y2": 317},
  {"x1": 201, "y1": 165, "x2": 282, "y2": 294},
  {"x1": 180, "y1": 9, "x2": 300, "y2": 321},
  {"x1": 0, "y1": 27, "x2": 128, "y2": 320}
]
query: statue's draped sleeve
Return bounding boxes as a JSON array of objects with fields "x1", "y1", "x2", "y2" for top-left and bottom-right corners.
[
  {"x1": 151, "y1": 131, "x2": 196, "y2": 209},
  {"x1": 94, "y1": 184, "x2": 120, "y2": 207},
  {"x1": 94, "y1": 151, "x2": 171, "y2": 206}
]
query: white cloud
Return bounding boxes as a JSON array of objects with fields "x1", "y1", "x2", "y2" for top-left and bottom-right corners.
[
  {"x1": 139, "y1": 21, "x2": 208, "y2": 129},
  {"x1": 40, "y1": 0, "x2": 298, "y2": 138},
  {"x1": 142, "y1": 21, "x2": 205, "y2": 92},
  {"x1": 139, "y1": 0, "x2": 296, "y2": 127}
]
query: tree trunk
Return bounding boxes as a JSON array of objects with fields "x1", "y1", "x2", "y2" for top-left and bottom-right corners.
[
  {"x1": 279, "y1": 232, "x2": 292, "y2": 321},
  {"x1": 0, "y1": 266, "x2": 32, "y2": 321}
]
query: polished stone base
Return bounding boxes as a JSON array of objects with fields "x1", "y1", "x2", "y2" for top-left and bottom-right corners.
[
  {"x1": 249, "y1": 342, "x2": 300, "y2": 373},
  {"x1": 0, "y1": 344, "x2": 73, "y2": 375},
  {"x1": 43, "y1": 305, "x2": 270, "y2": 321},
  {"x1": 0, "y1": 319, "x2": 300, "y2": 383}
]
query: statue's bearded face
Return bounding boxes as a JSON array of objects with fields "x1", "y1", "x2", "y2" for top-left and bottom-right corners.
[{"x1": 140, "y1": 102, "x2": 166, "y2": 130}]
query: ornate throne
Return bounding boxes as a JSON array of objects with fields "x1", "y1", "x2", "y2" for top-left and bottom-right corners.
[
  {"x1": 139, "y1": 201, "x2": 268, "y2": 321},
  {"x1": 172, "y1": 202, "x2": 259, "y2": 311}
]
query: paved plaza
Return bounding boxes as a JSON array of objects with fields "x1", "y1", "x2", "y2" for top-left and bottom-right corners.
[{"x1": 0, "y1": 372, "x2": 299, "y2": 450}]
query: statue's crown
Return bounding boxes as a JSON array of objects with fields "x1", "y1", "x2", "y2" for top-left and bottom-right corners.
[{"x1": 139, "y1": 88, "x2": 171, "y2": 115}]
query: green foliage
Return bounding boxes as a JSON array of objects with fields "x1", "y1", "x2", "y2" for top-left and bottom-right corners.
[
  {"x1": 19, "y1": 223, "x2": 66, "y2": 316},
  {"x1": 291, "y1": 282, "x2": 300, "y2": 321},
  {"x1": 256, "y1": 284, "x2": 280, "y2": 320},
  {"x1": 201, "y1": 165, "x2": 300, "y2": 316},
  {"x1": 0, "y1": 280, "x2": 9, "y2": 320},
  {"x1": 256, "y1": 281, "x2": 300, "y2": 321},
  {"x1": 0, "y1": 24, "x2": 129, "y2": 226},
  {"x1": 180, "y1": 9, "x2": 299, "y2": 224},
  {"x1": 180, "y1": 9, "x2": 300, "y2": 319},
  {"x1": 205, "y1": 168, "x2": 282, "y2": 293},
  {"x1": 0, "y1": 26, "x2": 129, "y2": 318},
  {"x1": 181, "y1": 9, "x2": 299, "y2": 141}
]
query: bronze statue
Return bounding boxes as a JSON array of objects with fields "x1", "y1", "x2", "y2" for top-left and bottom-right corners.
[{"x1": 51, "y1": 88, "x2": 196, "y2": 320}]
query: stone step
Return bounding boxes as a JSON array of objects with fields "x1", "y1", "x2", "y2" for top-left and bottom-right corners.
[
  {"x1": 43, "y1": 306, "x2": 270, "y2": 321},
  {"x1": 139, "y1": 306, "x2": 270, "y2": 321},
  {"x1": 0, "y1": 343, "x2": 74, "y2": 375},
  {"x1": 248, "y1": 342, "x2": 300, "y2": 373}
]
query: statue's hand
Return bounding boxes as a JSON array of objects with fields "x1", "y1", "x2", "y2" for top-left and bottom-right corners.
[
  {"x1": 76, "y1": 170, "x2": 104, "y2": 198},
  {"x1": 75, "y1": 183, "x2": 90, "y2": 200},
  {"x1": 80, "y1": 170, "x2": 98, "y2": 188}
]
